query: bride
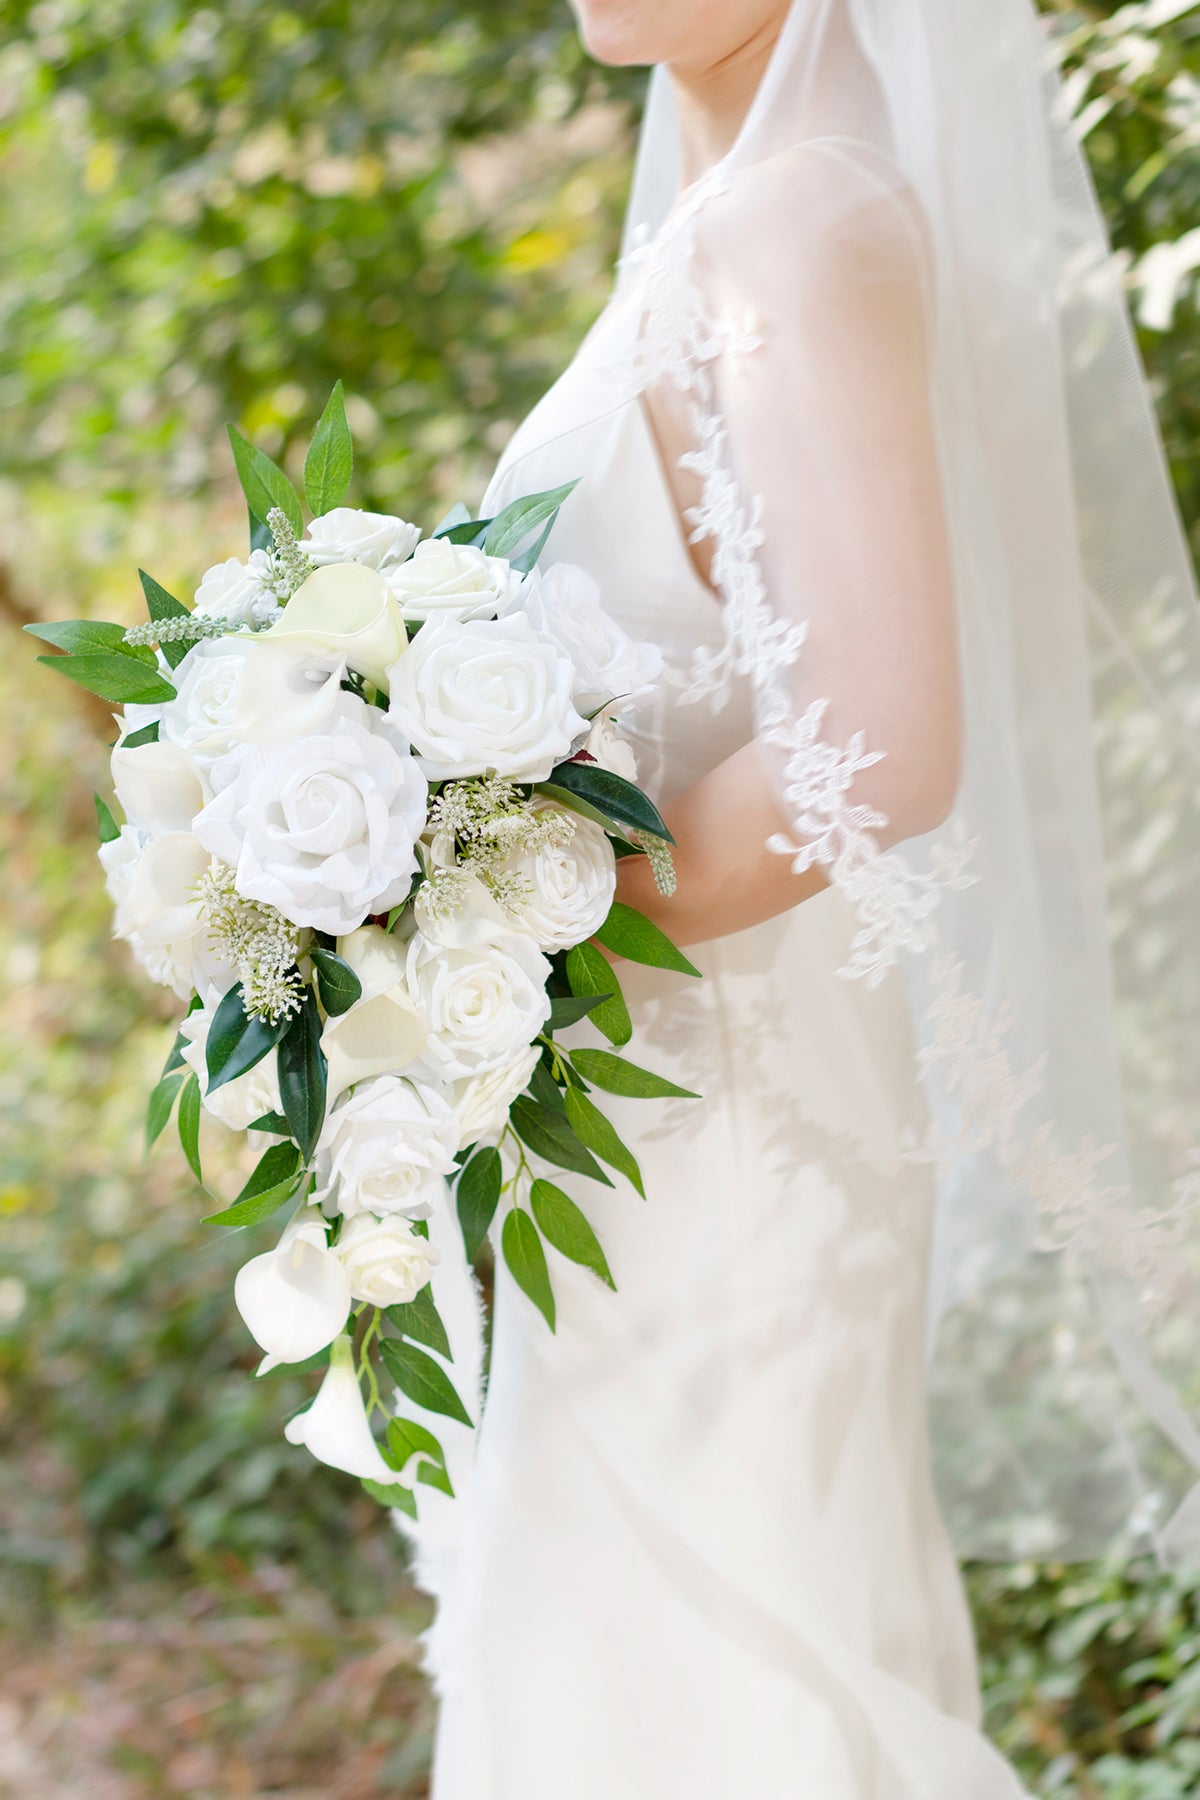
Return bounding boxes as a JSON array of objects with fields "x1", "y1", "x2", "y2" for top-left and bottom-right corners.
[{"x1": 400, "y1": 1, "x2": 1200, "y2": 1793}]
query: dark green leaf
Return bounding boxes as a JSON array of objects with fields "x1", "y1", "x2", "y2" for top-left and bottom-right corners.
[
  {"x1": 94, "y1": 792, "x2": 120, "y2": 844},
  {"x1": 563, "y1": 1087, "x2": 644, "y2": 1197},
  {"x1": 361, "y1": 1478, "x2": 418, "y2": 1516},
  {"x1": 304, "y1": 380, "x2": 354, "y2": 516},
  {"x1": 483, "y1": 481, "x2": 577, "y2": 561},
  {"x1": 530, "y1": 1178, "x2": 616, "y2": 1289},
  {"x1": 594, "y1": 901, "x2": 701, "y2": 979},
  {"x1": 548, "y1": 991, "x2": 612, "y2": 1030},
  {"x1": 161, "y1": 994, "x2": 202, "y2": 1078},
  {"x1": 146, "y1": 1068, "x2": 185, "y2": 1151},
  {"x1": 568, "y1": 1048, "x2": 699, "y2": 1100},
  {"x1": 119, "y1": 720, "x2": 159, "y2": 748},
  {"x1": 527, "y1": 1056, "x2": 566, "y2": 1114},
  {"x1": 456, "y1": 1145, "x2": 502, "y2": 1260},
  {"x1": 385, "y1": 1283, "x2": 452, "y2": 1361},
  {"x1": 204, "y1": 1141, "x2": 303, "y2": 1226},
  {"x1": 178, "y1": 1072, "x2": 202, "y2": 1184},
  {"x1": 545, "y1": 758, "x2": 673, "y2": 844},
  {"x1": 310, "y1": 947, "x2": 362, "y2": 1017},
  {"x1": 247, "y1": 1111, "x2": 291, "y2": 1134},
  {"x1": 138, "y1": 569, "x2": 192, "y2": 669},
  {"x1": 510, "y1": 1096, "x2": 613, "y2": 1186},
  {"x1": 564, "y1": 942, "x2": 631, "y2": 1047},
  {"x1": 227, "y1": 423, "x2": 303, "y2": 536},
  {"x1": 35, "y1": 652, "x2": 177, "y2": 705},
  {"x1": 278, "y1": 989, "x2": 328, "y2": 1163},
  {"x1": 501, "y1": 1208, "x2": 556, "y2": 1331},
  {"x1": 535, "y1": 780, "x2": 627, "y2": 838},
  {"x1": 379, "y1": 1337, "x2": 472, "y2": 1427},
  {"x1": 206, "y1": 983, "x2": 288, "y2": 1093},
  {"x1": 24, "y1": 618, "x2": 154, "y2": 661}
]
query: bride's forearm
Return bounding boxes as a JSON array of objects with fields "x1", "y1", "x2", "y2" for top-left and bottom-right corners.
[{"x1": 614, "y1": 739, "x2": 828, "y2": 945}]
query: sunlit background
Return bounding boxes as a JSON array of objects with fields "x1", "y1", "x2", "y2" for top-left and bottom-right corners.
[{"x1": 1, "y1": 3, "x2": 1198, "y2": 1794}]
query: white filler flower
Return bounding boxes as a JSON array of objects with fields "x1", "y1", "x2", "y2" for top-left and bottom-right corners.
[
  {"x1": 285, "y1": 1333, "x2": 409, "y2": 1485},
  {"x1": 406, "y1": 928, "x2": 551, "y2": 1083},
  {"x1": 385, "y1": 536, "x2": 522, "y2": 624},
  {"x1": 301, "y1": 506, "x2": 421, "y2": 570},
  {"x1": 334, "y1": 1213, "x2": 440, "y2": 1308},
  {"x1": 522, "y1": 562, "x2": 663, "y2": 715},
  {"x1": 235, "y1": 1210, "x2": 351, "y2": 1375},
  {"x1": 312, "y1": 1075, "x2": 461, "y2": 1220},
  {"x1": 387, "y1": 611, "x2": 588, "y2": 782},
  {"x1": 195, "y1": 699, "x2": 427, "y2": 936},
  {"x1": 493, "y1": 799, "x2": 616, "y2": 953}
]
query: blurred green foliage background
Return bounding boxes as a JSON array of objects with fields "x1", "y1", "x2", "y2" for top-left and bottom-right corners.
[{"x1": 1, "y1": 1, "x2": 1198, "y2": 1794}]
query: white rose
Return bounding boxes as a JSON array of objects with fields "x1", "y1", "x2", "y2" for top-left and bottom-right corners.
[
  {"x1": 236, "y1": 1212, "x2": 352, "y2": 1376},
  {"x1": 159, "y1": 636, "x2": 253, "y2": 773},
  {"x1": 522, "y1": 562, "x2": 663, "y2": 714},
  {"x1": 108, "y1": 829, "x2": 232, "y2": 1000},
  {"x1": 495, "y1": 801, "x2": 616, "y2": 953},
  {"x1": 334, "y1": 1212, "x2": 440, "y2": 1307},
  {"x1": 406, "y1": 927, "x2": 551, "y2": 1083},
  {"x1": 264, "y1": 562, "x2": 408, "y2": 691},
  {"x1": 195, "y1": 699, "x2": 427, "y2": 936},
  {"x1": 387, "y1": 611, "x2": 588, "y2": 782},
  {"x1": 194, "y1": 550, "x2": 282, "y2": 628},
  {"x1": 302, "y1": 507, "x2": 421, "y2": 571},
  {"x1": 384, "y1": 536, "x2": 522, "y2": 624},
  {"x1": 312, "y1": 1075, "x2": 461, "y2": 1220},
  {"x1": 584, "y1": 707, "x2": 640, "y2": 783},
  {"x1": 178, "y1": 997, "x2": 284, "y2": 1131},
  {"x1": 447, "y1": 1043, "x2": 541, "y2": 1150},
  {"x1": 321, "y1": 924, "x2": 429, "y2": 1102}
]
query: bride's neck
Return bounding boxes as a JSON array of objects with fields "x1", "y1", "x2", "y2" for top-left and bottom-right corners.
[{"x1": 668, "y1": 20, "x2": 783, "y2": 188}]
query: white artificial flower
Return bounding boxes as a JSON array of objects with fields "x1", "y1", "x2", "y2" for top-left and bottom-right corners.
[
  {"x1": 493, "y1": 801, "x2": 616, "y2": 953},
  {"x1": 236, "y1": 1209, "x2": 352, "y2": 1375},
  {"x1": 264, "y1": 562, "x2": 409, "y2": 691},
  {"x1": 178, "y1": 997, "x2": 284, "y2": 1131},
  {"x1": 195, "y1": 699, "x2": 427, "y2": 936},
  {"x1": 159, "y1": 635, "x2": 253, "y2": 773},
  {"x1": 301, "y1": 507, "x2": 421, "y2": 571},
  {"x1": 522, "y1": 562, "x2": 663, "y2": 715},
  {"x1": 284, "y1": 1333, "x2": 408, "y2": 1485},
  {"x1": 233, "y1": 640, "x2": 348, "y2": 745},
  {"x1": 584, "y1": 707, "x2": 640, "y2": 783},
  {"x1": 406, "y1": 927, "x2": 551, "y2": 1083},
  {"x1": 108, "y1": 829, "x2": 231, "y2": 1000},
  {"x1": 110, "y1": 739, "x2": 205, "y2": 836},
  {"x1": 334, "y1": 1212, "x2": 440, "y2": 1308},
  {"x1": 384, "y1": 536, "x2": 522, "y2": 624},
  {"x1": 387, "y1": 611, "x2": 588, "y2": 782},
  {"x1": 413, "y1": 865, "x2": 528, "y2": 952},
  {"x1": 321, "y1": 923, "x2": 429, "y2": 1102},
  {"x1": 194, "y1": 550, "x2": 282, "y2": 628},
  {"x1": 447, "y1": 1042, "x2": 541, "y2": 1150},
  {"x1": 312, "y1": 1075, "x2": 461, "y2": 1220}
]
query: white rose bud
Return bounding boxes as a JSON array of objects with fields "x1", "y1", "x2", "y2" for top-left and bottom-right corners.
[
  {"x1": 384, "y1": 536, "x2": 522, "y2": 624},
  {"x1": 334, "y1": 1212, "x2": 440, "y2": 1308},
  {"x1": 264, "y1": 562, "x2": 409, "y2": 691},
  {"x1": 312, "y1": 1075, "x2": 461, "y2": 1220},
  {"x1": 522, "y1": 562, "x2": 662, "y2": 714},
  {"x1": 301, "y1": 507, "x2": 421, "y2": 570}
]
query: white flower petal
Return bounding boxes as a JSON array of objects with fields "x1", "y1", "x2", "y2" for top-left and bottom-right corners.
[{"x1": 283, "y1": 1335, "x2": 407, "y2": 1484}]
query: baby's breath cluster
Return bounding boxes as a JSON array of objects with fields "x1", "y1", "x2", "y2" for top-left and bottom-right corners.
[
  {"x1": 196, "y1": 861, "x2": 307, "y2": 1023},
  {"x1": 428, "y1": 777, "x2": 578, "y2": 919}
]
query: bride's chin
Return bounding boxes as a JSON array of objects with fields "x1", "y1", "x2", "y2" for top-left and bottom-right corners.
[{"x1": 569, "y1": 2, "x2": 670, "y2": 67}]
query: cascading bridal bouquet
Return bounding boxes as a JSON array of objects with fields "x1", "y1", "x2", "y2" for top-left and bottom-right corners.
[{"x1": 28, "y1": 385, "x2": 701, "y2": 1516}]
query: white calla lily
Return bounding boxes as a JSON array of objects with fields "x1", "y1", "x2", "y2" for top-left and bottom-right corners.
[
  {"x1": 233, "y1": 640, "x2": 348, "y2": 744},
  {"x1": 321, "y1": 927, "x2": 429, "y2": 1102},
  {"x1": 265, "y1": 562, "x2": 408, "y2": 690},
  {"x1": 284, "y1": 1333, "x2": 408, "y2": 1485},
  {"x1": 111, "y1": 741, "x2": 206, "y2": 835},
  {"x1": 235, "y1": 1210, "x2": 351, "y2": 1375},
  {"x1": 413, "y1": 866, "x2": 526, "y2": 950}
]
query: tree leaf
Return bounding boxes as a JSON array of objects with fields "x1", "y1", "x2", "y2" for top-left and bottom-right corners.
[
  {"x1": 385, "y1": 1282, "x2": 452, "y2": 1360},
  {"x1": 177, "y1": 1072, "x2": 203, "y2": 1184},
  {"x1": 455, "y1": 1145, "x2": 502, "y2": 1260},
  {"x1": 227, "y1": 423, "x2": 303, "y2": 536},
  {"x1": 482, "y1": 481, "x2": 577, "y2": 561},
  {"x1": 304, "y1": 380, "x2": 354, "y2": 517},
  {"x1": 206, "y1": 983, "x2": 288, "y2": 1093},
  {"x1": 564, "y1": 942, "x2": 631, "y2": 1047},
  {"x1": 510, "y1": 1096, "x2": 613, "y2": 1186},
  {"x1": 138, "y1": 569, "x2": 192, "y2": 669},
  {"x1": 203, "y1": 1141, "x2": 303, "y2": 1226},
  {"x1": 501, "y1": 1208, "x2": 556, "y2": 1331},
  {"x1": 118, "y1": 721, "x2": 160, "y2": 748},
  {"x1": 94, "y1": 792, "x2": 120, "y2": 844},
  {"x1": 309, "y1": 946, "x2": 362, "y2": 1017},
  {"x1": 23, "y1": 618, "x2": 154, "y2": 661},
  {"x1": 563, "y1": 1087, "x2": 644, "y2": 1197},
  {"x1": 530, "y1": 1178, "x2": 616, "y2": 1289},
  {"x1": 568, "y1": 1048, "x2": 699, "y2": 1101},
  {"x1": 379, "y1": 1337, "x2": 472, "y2": 1427},
  {"x1": 361, "y1": 1477, "x2": 418, "y2": 1516},
  {"x1": 145, "y1": 1068, "x2": 185, "y2": 1151},
  {"x1": 594, "y1": 901, "x2": 701, "y2": 979},
  {"x1": 278, "y1": 988, "x2": 328, "y2": 1163},
  {"x1": 545, "y1": 758, "x2": 673, "y2": 844},
  {"x1": 35, "y1": 652, "x2": 177, "y2": 706}
]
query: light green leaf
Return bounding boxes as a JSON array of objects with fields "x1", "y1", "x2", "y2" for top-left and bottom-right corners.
[
  {"x1": 203, "y1": 1141, "x2": 302, "y2": 1227},
  {"x1": 385, "y1": 1416, "x2": 451, "y2": 1493},
  {"x1": 509, "y1": 1096, "x2": 613, "y2": 1186},
  {"x1": 379, "y1": 1337, "x2": 472, "y2": 1427},
  {"x1": 178, "y1": 1072, "x2": 203, "y2": 1184},
  {"x1": 361, "y1": 1477, "x2": 418, "y2": 1516},
  {"x1": 35, "y1": 652, "x2": 177, "y2": 706},
  {"x1": 563, "y1": 1087, "x2": 644, "y2": 1197},
  {"x1": 94, "y1": 792, "x2": 120, "y2": 844},
  {"x1": 118, "y1": 721, "x2": 159, "y2": 748},
  {"x1": 501, "y1": 1207, "x2": 556, "y2": 1332},
  {"x1": 594, "y1": 901, "x2": 701, "y2": 979},
  {"x1": 304, "y1": 380, "x2": 354, "y2": 517},
  {"x1": 530, "y1": 1178, "x2": 616, "y2": 1289},
  {"x1": 24, "y1": 618, "x2": 154, "y2": 661},
  {"x1": 385, "y1": 1282, "x2": 452, "y2": 1360},
  {"x1": 483, "y1": 481, "x2": 577, "y2": 561},
  {"x1": 146, "y1": 1068, "x2": 185, "y2": 1151},
  {"x1": 564, "y1": 942, "x2": 631, "y2": 1047},
  {"x1": 456, "y1": 1145, "x2": 502, "y2": 1260},
  {"x1": 568, "y1": 1048, "x2": 699, "y2": 1101},
  {"x1": 227, "y1": 424, "x2": 303, "y2": 536}
]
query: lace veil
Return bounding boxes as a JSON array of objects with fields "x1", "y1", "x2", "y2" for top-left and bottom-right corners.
[{"x1": 616, "y1": 0, "x2": 1200, "y2": 1563}]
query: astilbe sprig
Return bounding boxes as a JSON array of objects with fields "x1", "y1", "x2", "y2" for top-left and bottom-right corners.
[
  {"x1": 427, "y1": 777, "x2": 577, "y2": 918},
  {"x1": 196, "y1": 861, "x2": 307, "y2": 1023}
]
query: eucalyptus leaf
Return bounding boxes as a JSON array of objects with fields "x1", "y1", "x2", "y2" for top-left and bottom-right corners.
[
  {"x1": 564, "y1": 942, "x2": 631, "y2": 1047},
  {"x1": 227, "y1": 424, "x2": 303, "y2": 536},
  {"x1": 379, "y1": 1337, "x2": 472, "y2": 1427},
  {"x1": 510, "y1": 1096, "x2": 613, "y2": 1187},
  {"x1": 501, "y1": 1207, "x2": 556, "y2": 1332},
  {"x1": 278, "y1": 988, "x2": 328, "y2": 1162},
  {"x1": 456, "y1": 1145, "x2": 502, "y2": 1260},
  {"x1": 94, "y1": 792, "x2": 120, "y2": 844},
  {"x1": 138, "y1": 569, "x2": 192, "y2": 669},
  {"x1": 304, "y1": 380, "x2": 354, "y2": 517},
  {"x1": 568, "y1": 1048, "x2": 699, "y2": 1101},
  {"x1": 563, "y1": 1087, "x2": 644, "y2": 1197},
  {"x1": 206, "y1": 983, "x2": 288, "y2": 1093},
  {"x1": 309, "y1": 946, "x2": 362, "y2": 1017},
  {"x1": 530, "y1": 1178, "x2": 616, "y2": 1290},
  {"x1": 594, "y1": 902, "x2": 701, "y2": 979},
  {"x1": 35, "y1": 652, "x2": 177, "y2": 706},
  {"x1": 385, "y1": 1282, "x2": 452, "y2": 1360}
]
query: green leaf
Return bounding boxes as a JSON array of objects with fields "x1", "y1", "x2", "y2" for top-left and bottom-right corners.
[
  {"x1": 178, "y1": 1072, "x2": 203, "y2": 1184},
  {"x1": 510, "y1": 512, "x2": 556, "y2": 577},
  {"x1": 501, "y1": 1208, "x2": 556, "y2": 1331},
  {"x1": 379, "y1": 1337, "x2": 472, "y2": 1427},
  {"x1": 594, "y1": 902, "x2": 701, "y2": 979},
  {"x1": 535, "y1": 781, "x2": 628, "y2": 838},
  {"x1": 568, "y1": 1048, "x2": 699, "y2": 1101},
  {"x1": 431, "y1": 502, "x2": 472, "y2": 536},
  {"x1": 563, "y1": 1087, "x2": 644, "y2": 1196},
  {"x1": 304, "y1": 380, "x2": 354, "y2": 517},
  {"x1": 545, "y1": 758, "x2": 673, "y2": 844},
  {"x1": 456, "y1": 1145, "x2": 502, "y2": 1260},
  {"x1": 146, "y1": 1068, "x2": 185, "y2": 1151},
  {"x1": 203, "y1": 1141, "x2": 303, "y2": 1227},
  {"x1": 227, "y1": 423, "x2": 303, "y2": 536},
  {"x1": 385, "y1": 1416, "x2": 451, "y2": 1493},
  {"x1": 23, "y1": 618, "x2": 154, "y2": 661},
  {"x1": 35, "y1": 652, "x2": 177, "y2": 706},
  {"x1": 310, "y1": 946, "x2": 362, "y2": 1017},
  {"x1": 564, "y1": 942, "x2": 631, "y2": 1048},
  {"x1": 483, "y1": 481, "x2": 577, "y2": 561},
  {"x1": 510, "y1": 1096, "x2": 613, "y2": 1187},
  {"x1": 530, "y1": 1178, "x2": 616, "y2": 1289},
  {"x1": 94, "y1": 792, "x2": 120, "y2": 844},
  {"x1": 137, "y1": 569, "x2": 192, "y2": 669},
  {"x1": 161, "y1": 995, "x2": 202, "y2": 1078},
  {"x1": 118, "y1": 720, "x2": 159, "y2": 748},
  {"x1": 361, "y1": 1478, "x2": 418, "y2": 1516},
  {"x1": 206, "y1": 983, "x2": 288, "y2": 1093},
  {"x1": 527, "y1": 1056, "x2": 566, "y2": 1114},
  {"x1": 385, "y1": 1283, "x2": 452, "y2": 1360},
  {"x1": 247, "y1": 1111, "x2": 291, "y2": 1134},
  {"x1": 547, "y1": 991, "x2": 611, "y2": 1031},
  {"x1": 278, "y1": 988, "x2": 328, "y2": 1163}
]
